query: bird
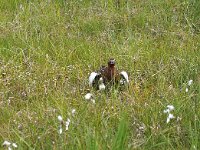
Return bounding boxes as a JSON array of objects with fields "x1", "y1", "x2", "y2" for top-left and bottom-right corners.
[{"x1": 88, "y1": 58, "x2": 129, "y2": 90}]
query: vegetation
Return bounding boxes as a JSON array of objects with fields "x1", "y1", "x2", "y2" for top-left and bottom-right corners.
[{"x1": 0, "y1": 0, "x2": 199, "y2": 149}]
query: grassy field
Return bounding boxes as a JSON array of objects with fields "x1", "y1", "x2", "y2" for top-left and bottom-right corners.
[{"x1": 0, "y1": 0, "x2": 200, "y2": 149}]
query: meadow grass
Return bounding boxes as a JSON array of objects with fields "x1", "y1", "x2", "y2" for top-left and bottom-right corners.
[{"x1": 0, "y1": 0, "x2": 200, "y2": 149}]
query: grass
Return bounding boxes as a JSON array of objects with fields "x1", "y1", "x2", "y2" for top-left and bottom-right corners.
[{"x1": 0, "y1": 0, "x2": 200, "y2": 149}]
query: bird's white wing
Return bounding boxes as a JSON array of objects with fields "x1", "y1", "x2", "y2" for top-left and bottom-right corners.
[
  {"x1": 120, "y1": 71, "x2": 129, "y2": 84},
  {"x1": 89, "y1": 72, "x2": 98, "y2": 86}
]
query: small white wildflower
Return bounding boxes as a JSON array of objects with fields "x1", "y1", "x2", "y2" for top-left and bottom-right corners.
[
  {"x1": 58, "y1": 115, "x2": 63, "y2": 122},
  {"x1": 163, "y1": 109, "x2": 170, "y2": 114},
  {"x1": 12, "y1": 143, "x2": 17, "y2": 148},
  {"x1": 8, "y1": 147, "x2": 12, "y2": 150},
  {"x1": 99, "y1": 78, "x2": 105, "y2": 90},
  {"x1": 139, "y1": 126, "x2": 145, "y2": 130},
  {"x1": 176, "y1": 116, "x2": 182, "y2": 122},
  {"x1": 67, "y1": 118, "x2": 70, "y2": 123},
  {"x1": 167, "y1": 105, "x2": 174, "y2": 111},
  {"x1": 186, "y1": 87, "x2": 189, "y2": 93},
  {"x1": 8, "y1": 99, "x2": 11, "y2": 105},
  {"x1": 91, "y1": 99, "x2": 95, "y2": 104},
  {"x1": 19, "y1": 4, "x2": 24, "y2": 10},
  {"x1": 2, "y1": 141, "x2": 11, "y2": 146},
  {"x1": 167, "y1": 113, "x2": 175, "y2": 123},
  {"x1": 65, "y1": 124, "x2": 69, "y2": 130},
  {"x1": 65, "y1": 118, "x2": 70, "y2": 131},
  {"x1": 99, "y1": 83, "x2": 105, "y2": 90},
  {"x1": 84, "y1": 93, "x2": 93, "y2": 100},
  {"x1": 71, "y1": 109, "x2": 76, "y2": 115},
  {"x1": 59, "y1": 125, "x2": 63, "y2": 134},
  {"x1": 164, "y1": 105, "x2": 174, "y2": 113},
  {"x1": 188, "y1": 80, "x2": 193, "y2": 86}
]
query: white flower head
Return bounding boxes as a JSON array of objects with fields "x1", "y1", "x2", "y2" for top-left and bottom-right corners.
[
  {"x1": 84, "y1": 93, "x2": 93, "y2": 100},
  {"x1": 67, "y1": 118, "x2": 70, "y2": 123},
  {"x1": 163, "y1": 109, "x2": 170, "y2": 114},
  {"x1": 71, "y1": 109, "x2": 76, "y2": 115},
  {"x1": 188, "y1": 80, "x2": 193, "y2": 86},
  {"x1": 176, "y1": 116, "x2": 182, "y2": 122},
  {"x1": 91, "y1": 99, "x2": 95, "y2": 104},
  {"x1": 164, "y1": 105, "x2": 175, "y2": 114},
  {"x1": 99, "y1": 83, "x2": 105, "y2": 90},
  {"x1": 186, "y1": 87, "x2": 189, "y2": 93},
  {"x1": 59, "y1": 125, "x2": 63, "y2": 134},
  {"x1": 2, "y1": 141, "x2": 11, "y2": 146},
  {"x1": 2, "y1": 141, "x2": 17, "y2": 150},
  {"x1": 167, "y1": 105, "x2": 174, "y2": 111},
  {"x1": 167, "y1": 113, "x2": 175, "y2": 123},
  {"x1": 65, "y1": 118, "x2": 70, "y2": 131},
  {"x1": 99, "y1": 78, "x2": 105, "y2": 90},
  {"x1": 58, "y1": 115, "x2": 63, "y2": 122},
  {"x1": 12, "y1": 143, "x2": 17, "y2": 148}
]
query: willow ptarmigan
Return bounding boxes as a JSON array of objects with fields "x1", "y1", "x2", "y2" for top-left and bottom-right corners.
[{"x1": 89, "y1": 58, "x2": 129, "y2": 90}]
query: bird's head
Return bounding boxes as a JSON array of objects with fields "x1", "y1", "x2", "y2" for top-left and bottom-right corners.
[{"x1": 108, "y1": 58, "x2": 115, "y2": 68}]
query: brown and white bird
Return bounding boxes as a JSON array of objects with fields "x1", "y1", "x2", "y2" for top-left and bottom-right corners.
[{"x1": 89, "y1": 58, "x2": 129, "y2": 90}]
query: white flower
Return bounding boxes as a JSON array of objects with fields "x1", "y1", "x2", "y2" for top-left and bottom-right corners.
[
  {"x1": 59, "y1": 126, "x2": 63, "y2": 134},
  {"x1": 58, "y1": 115, "x2": 63, "y2": 134},
  {"x1": 84, "y1": 93, "x2": 93, "y2": 100},
  {"x1": 167, "y1": 105, "x2": 174, "y2": 111},
  {"x1": 167, "y1": 113, "x2": 175, "y2": 123},
  {"x1": 99, "y1": 77, "x2": 105, "y2": 90},
  {"x1": 71, "y1": 109, "x2": 76, "y2": 115},
  {"x1": 176, "y1": 116, "x2": 182, "y2": 122},
  {"x1": 188, "y1": 80, "x2": 193, "y2": 86},
  {"x1": 91, "y1": 99, "x2": 95, "y2": 104},
  {"x1": 12, "y1": 143, "x2": 17, "y2": 148},
  {"x1": 2, "y1": 141, "x2": 17, "y2": 150},
  {"x1": 163, "y1": 109, "x2": 170, "y2": 114},
  {"x1": 164, "y1": 105, "x2": 174, "y2": 113},
  {"x1": 58, "y1": 115, "x2": 63, "y2": 122},
  {"x1": 164, "y1": 105, "x2": 175, "y2": 123},
  {"x1": 186, "y1": 87, "x2": 189, "y2": 93},
  {"x1": 99, "y1": 83, "x2": 105, "y2": 90},
  {"x1": 65, "y1": 118, "x2": 70, "y2": 131},
  {"x1": 89, "y1": 72, "x2": 98, "y2": 86},
  {"x1": 2, "y1": 141, "x2": 11, "y2": 146}
]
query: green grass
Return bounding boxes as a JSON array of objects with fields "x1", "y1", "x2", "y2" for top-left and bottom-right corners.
[{"x1": 0, "y1": 0, "x2": 200, "y2": 149}]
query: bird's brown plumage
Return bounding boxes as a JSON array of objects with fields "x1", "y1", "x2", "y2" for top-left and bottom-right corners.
[{"x1": 99, "y1": 58, "x2": 120, "y2": 84}]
